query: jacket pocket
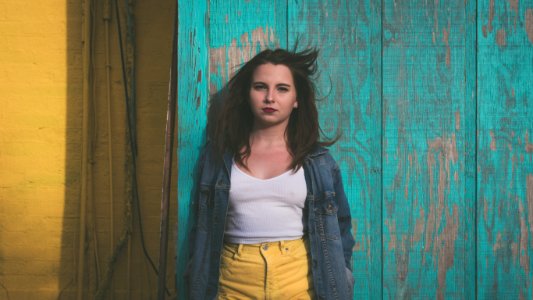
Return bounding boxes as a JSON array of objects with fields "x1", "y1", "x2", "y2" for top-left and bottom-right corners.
[{"x1": 315, "y1": 196, "x2": 341, "y2": 240}]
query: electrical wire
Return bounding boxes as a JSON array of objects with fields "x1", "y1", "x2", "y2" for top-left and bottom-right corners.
[{"x1": 113, "y1": 1, "x2": 171, "y2": 296}]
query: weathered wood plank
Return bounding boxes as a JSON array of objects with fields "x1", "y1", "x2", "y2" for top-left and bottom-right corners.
[
  {"x1": 209, "y1": 0, "x2": 287, "y2": 93},
  {"x1": 176, "y1": 1, "x2": 209, "y2": 298},
  {"x1": 288, "y1": 0, "x2": 383, "y2": 298},
  {"x1": 382, "y1": 0, "x2": 474, "y2": 298},
  {"x1": 477, "y1": 0, "x2": 533, "y2": 298},
  {"x1": 176, "y1": 0, "x2": 287, "y2": 297}
]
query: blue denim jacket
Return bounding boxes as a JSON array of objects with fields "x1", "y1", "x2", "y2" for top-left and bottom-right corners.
[{"x1": 187, "y1": 144, "x2": 355, "y2": 299}]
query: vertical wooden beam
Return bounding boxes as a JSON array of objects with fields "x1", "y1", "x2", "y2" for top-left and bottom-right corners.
[
  {"x1": 465, "y1": 0, "x2": 478, "y2": 298},
  {"x1": 477, "y1": 0, "x2": 533, "y2": 298},
  {"x1": 176, "y1": 0, "x2": 209, "y2": 298},
  {"x1": 288, "y1": 0, "x2": 383, "y2": 298},
  {"x1": 382, "y1": 0, "x2": 473, "y2": 298}
]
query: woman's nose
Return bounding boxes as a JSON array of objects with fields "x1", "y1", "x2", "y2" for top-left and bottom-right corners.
[{"x1": 264, "y1": 91, "x2": 274, "y2": 102}]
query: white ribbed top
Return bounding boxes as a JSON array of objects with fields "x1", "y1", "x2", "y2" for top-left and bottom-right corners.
[{"x1": 224, "y1": 161, "x2": 307, "y2": 244}]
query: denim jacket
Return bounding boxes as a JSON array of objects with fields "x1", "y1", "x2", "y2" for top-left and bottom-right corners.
[{"x1": 187, "y1": 144, "x2": 355, "y2": 299}]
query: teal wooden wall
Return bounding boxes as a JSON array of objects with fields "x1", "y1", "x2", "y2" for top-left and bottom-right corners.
[{"x1": 176, "y1": 0, "x2": 533, "y2": 298}]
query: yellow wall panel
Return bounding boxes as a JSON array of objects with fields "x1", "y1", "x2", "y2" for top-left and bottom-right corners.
[{"x1": 0, "y1": 0, "x2": 176, "y2": 298}]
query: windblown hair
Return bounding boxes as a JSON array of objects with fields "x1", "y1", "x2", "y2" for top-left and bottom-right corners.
[{"x1": 207, "y1": 47, "x2": 336, "y2": 170}]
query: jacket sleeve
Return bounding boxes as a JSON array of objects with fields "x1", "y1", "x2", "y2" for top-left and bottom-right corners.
[
  {"x1": 332, "y1": 163, "x2": 355, "y2": 270},
  {"x1": 185, "y1": 144, "x2": 209, "y2": 278},
  {"x1": 188, "y1": 143, "x2": 210, "y2": 254}
]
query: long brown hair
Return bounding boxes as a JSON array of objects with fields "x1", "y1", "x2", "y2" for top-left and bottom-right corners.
[{"x1": 208, "y1": 47, "x2": 336, "y2": 170}]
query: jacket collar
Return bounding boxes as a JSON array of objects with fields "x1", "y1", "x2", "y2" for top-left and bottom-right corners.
[
  {"x1": 306, "y1": 145, "x2": 329, "y2": 159},
  {"x1": 222, "y1": 151, "x2": 233, "y2": 174}
]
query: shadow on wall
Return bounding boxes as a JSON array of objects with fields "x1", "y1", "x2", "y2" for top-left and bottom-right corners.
[
  {"x1": 58, "y1": 0, "x2": 83, "y2": 298},
  {"x1": 60, "y1": 0, "x2": 178, "y2": 298}
]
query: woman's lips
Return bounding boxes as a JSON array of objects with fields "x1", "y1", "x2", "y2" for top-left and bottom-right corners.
[{"x1": 262, "y1": 107, "x2": 277, "y2": 113}]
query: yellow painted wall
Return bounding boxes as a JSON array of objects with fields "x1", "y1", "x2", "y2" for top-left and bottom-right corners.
[{"x1": 0, "y1": 0, "x2": 176, "y2": 299}]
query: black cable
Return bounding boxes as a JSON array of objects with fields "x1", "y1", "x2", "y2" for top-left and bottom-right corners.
[{"x1": 114, "y1": 0, "x2": 166, "y2": 291}]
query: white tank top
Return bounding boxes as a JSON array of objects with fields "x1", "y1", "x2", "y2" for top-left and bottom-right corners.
[{"x1": 224, "y1": 161, "x2": 307, "y2": 244}]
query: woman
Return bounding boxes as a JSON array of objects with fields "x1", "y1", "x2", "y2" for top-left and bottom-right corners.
[{"x1": 187, "y1": 48, "x2": 355, "y2": 299}]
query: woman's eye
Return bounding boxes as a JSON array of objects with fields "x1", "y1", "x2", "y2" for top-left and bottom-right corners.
[
  {"x1": 253, "y1": 84, "x2": 266, "y2": 90},
  {"x1": 278, "y1": 87, "x2": 289, "y2": 92}
]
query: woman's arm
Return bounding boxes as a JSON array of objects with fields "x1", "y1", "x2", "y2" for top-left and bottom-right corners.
[{"x1": 332, "y1": 163, "x2": 355, "y2": 269}]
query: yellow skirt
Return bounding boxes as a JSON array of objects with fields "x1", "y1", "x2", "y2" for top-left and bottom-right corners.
[{"x1": 218, "y1": 238, "x2": 314, "y2": 300}]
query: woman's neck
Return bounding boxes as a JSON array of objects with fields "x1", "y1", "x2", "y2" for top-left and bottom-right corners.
[{"x1": 250, "y1": 124, "x2": 288, "y2": 147}]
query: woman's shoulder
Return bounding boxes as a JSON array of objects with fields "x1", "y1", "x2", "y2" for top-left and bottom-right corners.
[{"x1": 307, "y1": 145, "x2": 338, "y2": 166}]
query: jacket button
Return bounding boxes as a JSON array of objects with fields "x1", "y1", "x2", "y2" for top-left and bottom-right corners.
[{"x1": 262, "y1": 244, "x2": 269, "y2": 250}]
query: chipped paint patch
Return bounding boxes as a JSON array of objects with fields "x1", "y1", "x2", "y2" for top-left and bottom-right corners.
[
  {"x1": 509, "y1": 0, "x2": 519, "y2": 14},
  {"x1": 436, "y1": 205, "x2": 459, "y2": 299},
  {"x1": 496, "y1": 29, "x2": 507, "y2": 47},
  {"x1": 443, "y1": 26, "x2": 451, "y2": 67},
  {"x1": 412, "y1": 208, "x2": 425, "y2": 244},
  {"x1": 482, "y1": 0, "x2": 495, "y2": 37},
  {"x1": 518, "y1": 202, "x2": 530, "y2": 275},
  {"x1": 433, "y1": 0, "x2": 440, "y2": 45},
  {"x1": 525, "y1": 131, "x2": 533, "y2": 153},
  {"x1": 527, "y1": 9, "x2": 533, "y2": 44},
  {"x1": 209, "y1": 26, "x2": 278, "y2": 93}
]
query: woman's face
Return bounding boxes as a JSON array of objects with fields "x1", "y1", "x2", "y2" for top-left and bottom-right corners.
[{"x1": 248, "y1": 63, "x2": 298, "y2": 130}]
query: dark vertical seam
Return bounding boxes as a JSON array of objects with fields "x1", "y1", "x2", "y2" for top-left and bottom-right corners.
[
  {"x1": 380, "y1": 0, "x2": 384, "y2": 299},
  {"x1": 286, "y1": 0, "x2": 289, "y2": 48},
  {"x1": 474, "y1": 0, "x2": 478, "y2": 298}
]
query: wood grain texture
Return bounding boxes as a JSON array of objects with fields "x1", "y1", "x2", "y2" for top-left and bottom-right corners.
[
  {"x1": 176, "y1": 1, "x2": 533, "y2": 298},
  {"x1": 209, "y1": 0, "x2": 287, "y2": 92},
  {"x1": 288, "y1": 0, "x2": 382, "y2": 298},
  {"x1": 477, "y1": 0, "x2": 533, "y2": 298},
  {"x1": 176, "y1": 1, "x2": 209, "y2": 298},
  {"x1": 382, "y1": 0, "x2": 474, "y2": 298}
]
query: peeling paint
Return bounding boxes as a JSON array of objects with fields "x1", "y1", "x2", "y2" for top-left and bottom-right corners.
[
  {"x1": 428, "y1": 136, "x2": 458, "y2": 164},
  {"x1": 490, "y1": 131, "x2": 497, "y2": 150},
  {"x1": 388, "y1": 220, "x2": 397, "y2": 251},
  {"x1": 482, "y1": 0, "x2": 495, "y2": 37},
  {"x1": 209, "y1": 26, "x2": 278, "y2": 93},
  {"x1": 522, "y1": 177, "x2": 533, "y2": 267},
  {"x1": 433, "y1": 0, "x2": 440, "y2": 45},
  {"x1": 527, "y1": 9, "x2": 533, "y2": 44},
  {"x1": 508, "y1": 0, "x2": 518, "y2": 14},
  {"x1": 412, "y1": 208, "x2": 425, "y2": 244},
  {"x1": 525, "y1": 131, "x2": 533, "y2": 153},
  {"x1": 425, "y1": 136, "x2": 459, "y2": 261},
  {"x1": 455, "y1": 111, "x2": 461, "y2": 130},
  {"x1": 443, "y1": 26, "x2": 451, "y2": 67},
  {"x1": 436, "y1": 205, "x2": 459, "y2": 300},
  {"x1": 496, "y1": 29, "x2": 507, "y2": 47},
  {"x1": 396, "y1": 236, "x2": 410, "y2": 282},
  {"x1": 352, "y1": 219, "x2": 361, "y2": 251},
  {"x1": 518, "y1": 202, "x2": 530, "y2": 275}
]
